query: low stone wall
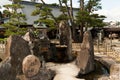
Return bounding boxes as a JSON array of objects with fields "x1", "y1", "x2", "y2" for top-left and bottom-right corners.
[{"x1": 95, "y1": 56, "x2": 120, "y2": 80}]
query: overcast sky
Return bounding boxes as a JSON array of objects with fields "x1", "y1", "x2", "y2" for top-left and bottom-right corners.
[{"x1": 0, "y1": 0, "x2": 120, "y2": 22}]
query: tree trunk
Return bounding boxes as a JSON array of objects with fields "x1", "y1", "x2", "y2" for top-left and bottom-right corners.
[
  {"x1": 80, "y1": 23, "x2": 83, "y2": 43},
  {"x1": 40, "y1": 0, "x2": 58, "y2": 25},
  {"x1": 80, "y1": 0, "x2": 84, "y2": 11},
  {"x1": 69, "y1": 0, "x2": 77, "y2": 42},
  {"x1": 70, "y1": 0, "x2": 73, "y2": 21},
  {"x1": 58, "y1": 0, "x2": 66, "y2": 15},
  {"x1": 79, "y1": 0, "x2": 84, "y2": 43},
  {"x1": 64, "y1": 1, "x2": 76, "y2": 42}
]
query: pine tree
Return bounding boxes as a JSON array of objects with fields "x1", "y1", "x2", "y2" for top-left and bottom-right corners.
[
  {"x1": 2, "y1": 0, "x2": 27, "y2": 37},
  {"x1": 76, "y1": 0, "x2": 106, "y2": 42}
]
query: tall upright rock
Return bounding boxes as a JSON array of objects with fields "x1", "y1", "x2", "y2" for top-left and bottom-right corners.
[
  {"x1": 76, "y1": 31, "x2": 95, "y2": 74},
  {"x1": 59, "y1": 20, "x2": 72, "y2": 60},
  {"x1": 0, "y1": 57, "x2": 16, "y2": 80},
  {"x1": 4, "y1": 35, "x2": 31, "y2": 74}
]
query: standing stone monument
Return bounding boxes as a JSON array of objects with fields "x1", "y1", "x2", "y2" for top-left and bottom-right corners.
[
  {"x1": 0, "y1": 57, "x2": 16, "y2": 80},
  {"x1": 76, "y1": 31, "x2": 95, "y2": 74},
  {"x1": 4, "y1": 35, "x2": 31, "y2": 74},
  {"x1": 59, "y1": 20, "x2": 72, "y2": 60},
  {"x1": 32, "y1": 24, "x2": 51, "y2": 61}
]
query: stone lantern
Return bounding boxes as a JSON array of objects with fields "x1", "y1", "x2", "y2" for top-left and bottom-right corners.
[
  {"x1": 33, "y1": 22, "x2": 48, "y2": 38},
  {"x1": 33, "y1": 23, "x2": 50, "y2": 61}
]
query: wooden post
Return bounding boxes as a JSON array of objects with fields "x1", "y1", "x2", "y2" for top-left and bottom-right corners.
[
  {"x1": 105, "y1": 41, "x2": 107, "y2": 54},
  {"x1": 97, "y1": 39, "x2": 99, "y2": 52}
]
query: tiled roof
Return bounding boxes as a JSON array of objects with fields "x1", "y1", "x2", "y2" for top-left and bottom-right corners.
[{"x1": 20, "y1": 1, "x2": 78, "y2": 25}]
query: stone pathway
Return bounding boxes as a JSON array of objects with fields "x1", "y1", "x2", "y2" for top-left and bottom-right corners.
[{"x1": 46, "y1": 61, "x2": 84, "y2": 80}]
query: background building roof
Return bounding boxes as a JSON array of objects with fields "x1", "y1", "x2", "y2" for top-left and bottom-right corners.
[{"x1": 20, "y1": 1, "x2": 78, "y2": 25}]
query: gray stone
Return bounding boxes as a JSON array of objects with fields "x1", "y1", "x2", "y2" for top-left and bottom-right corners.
[
  {"x1": 59, "y1": 21, "x2": 72, "y2": 60},
  {"x1": 22, "y1": 55, "x2": 55, "y2": 80},
  {"x1": 4, "y1": 35, "x2": 31, "y2": 74},
  {"x1": 98, "y1": 76, "x2": 109, "y2": 80},
  {"x1": 23, "y1": 32, "x2": 35, "y2": 54},
  {"x1": 110, "y1": 64, "x2": 120, "y2": 75},
  {"x1": 98, "y1": 58, "x2": 116, "y2": 70},
  {"x1": 22, "y1": 55, "x2": 41, "y2": 78},
  {"x1": 0, "y1": 58, "x2": 2, "y2": 62},
  {"x1": 26, "y1": 68, "x2": 55, "y2": 80},
  {"x1": 0, "y1": 57, "x2": 16, "y2": 80},
  {"x1": 33, "y1": 36, "x2": 51, "y2": 61},
  {"x1": 76, "y1": 31, "x2": 95, "y2": 74}
]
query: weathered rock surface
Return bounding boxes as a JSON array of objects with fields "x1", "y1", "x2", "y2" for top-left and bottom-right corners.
[
  {"x1": 76, "y1": 31, "x2": 95, "y2": 74},
  {"x1": 95, "y1": 55, "x2": 120, "y2": 80},
  {"x1": 109, "y1": 64, "x2": 120, "y2": 80},
  {"x1": 59, "y1": 21, "x2": 72, "y2": 60},
  {"x1": 22, "y1": 55, "x2": 55, "y2": 80},
  {"x1": 23, "y1": 32, "x2": 34, "y2": 42},
  {"x1": 33, "y1": 38, "x2": 50, "y2": 59},
  {"x1": 4, "y1": 35, "x2": 31, "y2": 73},
  {"x1": 110, "y1": 64, "x2": 120, "y2": 75},
  {"x1": 0, "y1": 57, "x2": 16, "y2": 80},
  {"x1": 98, "y1": 76, "x2": 109, "y2": 80},
  {"x1": 22, "y1": 55, "x2": 41, "y2": 78},
  {"x1": 23, "y1": 32, "x2": 35, "y2": 54},
  {"x1": 98, "y1": 64, "x2": 120, "y2": 80},
  {"x1": 0, "y1": 58, "x2": 2, "y2": 62},
  {"x1": 24, "y1": 68, "x2": 55, "y2": 80}
]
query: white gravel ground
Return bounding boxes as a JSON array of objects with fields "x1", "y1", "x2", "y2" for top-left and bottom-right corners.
[{"x1": 46, "y1": 61, "x2": 85, "y2": 80}]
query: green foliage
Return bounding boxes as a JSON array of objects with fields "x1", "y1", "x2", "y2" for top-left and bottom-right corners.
[
  {"x1": 32, "y1": 4, "x2": 56, "y2": 30},
  {"x1": 76, "y1": 10, "x2": 106, "y2": 28},
  {"x1": 62, "y1": 0, "x2": 68, "y2": 3},
  {"x1": 85, "y1": 0, "x2": 102, "y2": 12},
  {"x1": 48, "y1": 3, "x2": 59, "y2": 7},
  {"x1": 31, "y1": 9, "x2": 40, "y2": 16},
  {"x1": 40, "y1": 7, "x2": 52, "y2": 18},
  {"x1": 57, "y1": 14, "x2": 69, "y2": 21},
  {"x1": 38, "y1": 18, "x2": 56, "y2": 29},
  {"x1": 0, "y1": 11, "x2": 2, "y2": 19},
  {"x1": 60, "y1": 6, "x2": 67, "y2": 12},
  {"x1": 3, "y1": 10, "x2": 11, "y2": 18},
  {"x1": 2, "y1": 0, "x2": 27, "y2": 36},
  {"x1": 76, "y1": 10, "x2": 90, "y2": 23},
  {"x1": 2, "y1": 23, "x2": 27, "y2": 37},
  {"x1": 90, "y1": 14, "x2": 106, "y2": 27},
  {"x1": 32, "y1": 4, "x2": 52, "y2": 17},
  {"x1": 10, "y1": 0, "x2": 21, "y2": 3},
  {"x1": 76, "y1": 0, "x2": 106, "y2": 29},
  {"x1": 2, "y1": 23, "x2": 17, "y2": 36},
  {"x1": 0, "y1": 38, "x2": 7, "y2": 42}
]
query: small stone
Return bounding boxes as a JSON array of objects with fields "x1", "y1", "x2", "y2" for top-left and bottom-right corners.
[
  {"x1": 0, "y1": 57, "x2": 16, "y2": 80},
  {"x1": 22, "y1": 55, "x2": 41, "y2": 78}
]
